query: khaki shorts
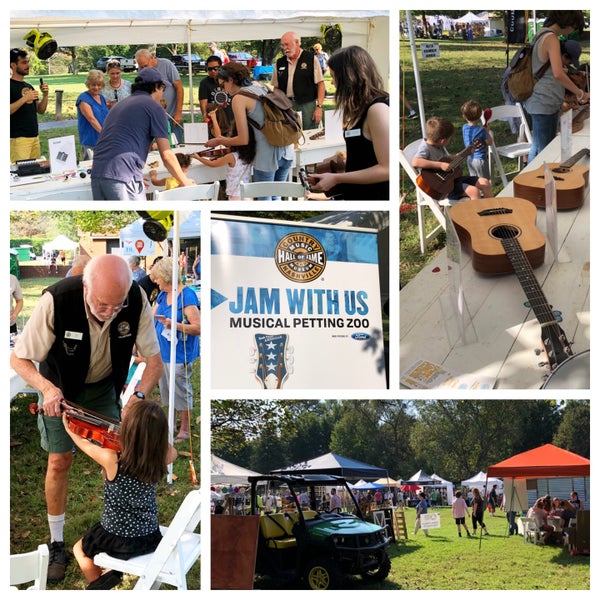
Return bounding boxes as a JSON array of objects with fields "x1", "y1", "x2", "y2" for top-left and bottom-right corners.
[
  {"x1": 38, "y1": 378, "x2": 120, "y2": 454},
  {"x1": 10, "y1": 136, "x2": 41, "y2": 163}
]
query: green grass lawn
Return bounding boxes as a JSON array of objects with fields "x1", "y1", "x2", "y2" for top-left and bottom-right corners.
[
  {"x1": 10, "y1": 277, "x2": 201, "y2": 590},
  {"x1": 255, "y1": 505, "x2": 589, "y2": 590}
]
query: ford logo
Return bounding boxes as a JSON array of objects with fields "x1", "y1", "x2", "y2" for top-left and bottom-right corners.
[{"x1": 351, "y1": 332, "x2": 370, "y2": 341}]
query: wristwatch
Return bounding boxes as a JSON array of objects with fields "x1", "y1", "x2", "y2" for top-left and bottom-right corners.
[
  {"x1": 133, "y1": 391, "x2": 145, "y2": 400},
  {"x1": 316, "y1": 104, "x2": 323, "y2": 108}
]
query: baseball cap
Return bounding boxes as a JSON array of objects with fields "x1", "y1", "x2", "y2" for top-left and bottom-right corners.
[
  {"x1": 564, "y1": 40, "x2": 582, "y2": 68},
  {"x1": 136, "y1": 67, "x2": 164, "y2": 84}
]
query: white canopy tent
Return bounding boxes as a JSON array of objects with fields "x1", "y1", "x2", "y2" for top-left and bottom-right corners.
[
  {"x1": 430, "y1": 473, "x2": 453, "y2": 506},
  {"x1": 461, "y1": 471, "x2": 503, "y2": 492},
  {"x1": 11, "y1": 10, "x2": 389, "y2": 117},
  {"x1": 42, "y1": 234, "x2": 79, "y2": 252},
  {"x1": 455, "y1": 11, "x2": 488, "y2": 25},
  {"x1": 211, "y1": 454, "x2": 261, "y2": 485}
]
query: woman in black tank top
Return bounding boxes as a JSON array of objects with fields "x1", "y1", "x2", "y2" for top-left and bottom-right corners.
[{"x1": 308, "y1": 45, "x2": 389, "y2": 200}]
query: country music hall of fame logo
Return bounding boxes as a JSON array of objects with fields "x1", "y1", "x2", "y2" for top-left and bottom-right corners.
[{"x1": 274, "y1": 232, "x2": 327, "y2": 283}]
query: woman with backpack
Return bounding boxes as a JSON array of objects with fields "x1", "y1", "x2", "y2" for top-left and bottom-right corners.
[
  {"x1": 523, "y1": 11, "x2": 589, "y2": 161},
  {"x1": 203, "y1": 61, "x2": 294, "y2": 200}
]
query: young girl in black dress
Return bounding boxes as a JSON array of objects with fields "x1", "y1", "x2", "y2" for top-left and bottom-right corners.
[{"x1": 64, "y1": 401, "x2": 177, "y2": 589}]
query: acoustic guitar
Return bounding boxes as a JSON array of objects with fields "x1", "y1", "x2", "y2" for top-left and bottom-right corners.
[
  {"x1": 513, "y1": 148, "x2": 589, "y2": 210},
  {"x1": 449, "y1": 197, "x2": 574, "y2": 372},
  {"x1": 416, "y1": 139, "x2": 484, "y2": 200}
]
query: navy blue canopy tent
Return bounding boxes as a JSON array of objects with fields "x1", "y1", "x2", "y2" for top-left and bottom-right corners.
[{"x1": 271, "y1": 452, "x2": 388, "y2": 480}]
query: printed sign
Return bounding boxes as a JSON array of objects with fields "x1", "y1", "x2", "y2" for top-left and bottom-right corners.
[
  {"x1": 420, "y1": 513, "x2": 441, "y2": 529},
  {"x1": 211, "y1": 215, "x2": 386, "y2": 389}
]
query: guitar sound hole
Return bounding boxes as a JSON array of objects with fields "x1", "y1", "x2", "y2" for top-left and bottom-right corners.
[{"x1": 490, "y1": 224, "x2": 520, "y2": 240}]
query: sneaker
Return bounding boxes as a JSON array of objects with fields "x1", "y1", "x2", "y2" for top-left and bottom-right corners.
[
  {"x1": 47, "y1": 541, "x2": 67, "y2": 583},
  {"x1": 458, "y1": 532, "x2": 462, "y2": 537},
  {"x1": 466, "y1": 531, "x2": 472, "y2": 538},
  {"x1": 86, "y1": 570, "x2": 123, "y2": 590},
  {"x1": 408, "y1": 110, "x2": 418, "y2": 120}
]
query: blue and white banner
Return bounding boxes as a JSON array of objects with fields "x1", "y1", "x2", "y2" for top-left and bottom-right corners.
[{"x1": 211, "y1": 215, "x2": 386, "y2": 389}]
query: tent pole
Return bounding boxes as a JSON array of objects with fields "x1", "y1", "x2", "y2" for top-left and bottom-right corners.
[
  {"x1": 405, "y1": 10, "x2": 426, "y2": 138},
  {"x1": 167, "y1": 211, "x2": 181, "y2": 484},
  {"x1": 187, "y1": 22, "x2": 195, "y2": 124}
]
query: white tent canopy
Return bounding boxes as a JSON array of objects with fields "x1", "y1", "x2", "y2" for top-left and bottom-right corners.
[
  {"x1": 42, "y1": 234, "x2": 79, "y2": 252},
  {"x1": 455, "y1": 12, "x2": 488, "y2": 24},
  {"x1": 211, "y1": 454, "x2": 261, "y2": 485},
  {"x1": 461, "y1": 470, "x2": 503, "y2": 490},
  {"x1": 10, "y1": 10, "x2": 389, "y2": 84},
  {"x1": 430, "y1": 473, "x2": 453, "y2": 506}
]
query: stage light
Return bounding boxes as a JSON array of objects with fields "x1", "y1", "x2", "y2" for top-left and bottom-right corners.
[
  {"x1": 23, "y1": 29, "x2": 57, "y2": 60},
  {"x1": 136, "y1": 211, "x2": 174, "y2": 242}
]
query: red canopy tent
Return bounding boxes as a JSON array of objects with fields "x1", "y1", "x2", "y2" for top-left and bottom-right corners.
[{"x1": 487, "y1": 444, "x2": 590, "y2": 478}]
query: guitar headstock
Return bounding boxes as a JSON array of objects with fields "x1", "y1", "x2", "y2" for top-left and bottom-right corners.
[
  {"x1": 251, "y1": 333, "x2": 293, "y2": 389},
  {"x1": 541, "y1": 324, "x2": 574, "y2": 371}
]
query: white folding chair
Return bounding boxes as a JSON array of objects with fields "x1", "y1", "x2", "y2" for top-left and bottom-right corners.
[
  {"x1": 94, "y1": 489, "x2": 201, "y2": 590},
  {"x1": 10, "y1": 544, "x2": 49, "y2": 590},
  {"x1": 520, "y1": 517, "x2": 543, "y2": 545},
  {"x1": 152, "y1": 181, "x2": 220, "y2": 200},
  {"x1": 400, "y1": 139, "x2": 451, "y2": 253},
  {"x1": 483, "y1": 103, "x2": 532, "y2": 187},
  {"x1": 239, "y1": 181, "x2": 307, "y2": 200}
]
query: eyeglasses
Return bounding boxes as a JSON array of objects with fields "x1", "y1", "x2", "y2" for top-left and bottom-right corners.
[
  {"x1": 207, "y1": 66, "x2": 220, "y2": 72},
  {"x1": 91, "y1": 295, "x2": 129, "y2": 313}
]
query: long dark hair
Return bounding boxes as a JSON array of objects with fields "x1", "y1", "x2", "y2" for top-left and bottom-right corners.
[
  {"x1": 327, "y1": 45, "x2": 388, "y2": 128},
  {"x1": 218, "y1": 62, "x2": 252, "y2": 87},
  {"x1": 544, "y1": 11, "x2": 585, "y2": 32},
  {"x1": 119, "y1": 401, "x2": 169, "y2": 484},
  {"x1": 229, "y1": 119, "x2": 256, "y2": 164}
]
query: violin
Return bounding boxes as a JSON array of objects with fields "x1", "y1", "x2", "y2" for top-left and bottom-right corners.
[
  {"x1": 30, "y1": 400, "x2": 121, "y2": 451},
  {"x1": 192, "y1": 146, "x2": 232, "y2": 159}
]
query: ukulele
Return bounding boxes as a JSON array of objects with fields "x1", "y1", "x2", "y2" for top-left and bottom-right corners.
[
  {"x1": 513, "y1": 148, "x2": 589, "y2": 210},
  {"x1": 449, "y1": 197, "x2": 574, "y2": 371},
  {"x1": 416, "y1": 139, "x2": 484, "y2": 200}
]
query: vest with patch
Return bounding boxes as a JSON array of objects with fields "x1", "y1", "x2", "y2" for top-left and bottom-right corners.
[
  {"x1": 276, "y1": 50, "x2": 317, "y2": 104},
  {"x1": 39, "y1": 276, "x2": 142, "y2": 402}
]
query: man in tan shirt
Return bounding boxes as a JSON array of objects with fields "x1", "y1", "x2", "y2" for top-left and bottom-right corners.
[{"x1": 10, "y1": 254, "x2": 162, "y2": 583}]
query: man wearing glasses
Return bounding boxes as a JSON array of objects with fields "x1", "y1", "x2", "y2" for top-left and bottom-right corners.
[
  {"x1": 198, "y1": 55, "x2": 233, "y2": 126},
  {"x1": 10, "y1": 254, "x2": 163, "y2": 584}
]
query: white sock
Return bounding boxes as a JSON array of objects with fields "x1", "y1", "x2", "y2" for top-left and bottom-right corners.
[{"x1": 48, "y1": 513, "x2": 65, "y2": 543}]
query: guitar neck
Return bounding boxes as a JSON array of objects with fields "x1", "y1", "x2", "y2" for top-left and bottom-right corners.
[
  {"x1": 501, "y1": 236, "x2": 573, "y2": 368},
  {"x1": 447, "y1": 144, "x2": 474, "y2": 170},
  {"x1": 560, "y1": 147, "x2": 590, "y2": 169}
]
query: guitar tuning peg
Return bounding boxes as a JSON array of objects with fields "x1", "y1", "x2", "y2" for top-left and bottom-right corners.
[
  {"x1": 538, "y1": 362, "x2": 548, "y2": 368},
  {"x1": 249, "y1": 348, "x2": 256, "y2": 356}
]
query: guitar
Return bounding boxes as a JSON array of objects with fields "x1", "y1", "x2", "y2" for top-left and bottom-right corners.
[
  {"x1": 449, "y1": 196, "x2": 546, "y2": 275},
  {"x1": 449, "y1": 197, "x2": 574, "y2": 372},
  {"x1": 416, "y1": 139, "x2": 484, "y2": 200},
  {"x1": 513, "y1": 148, "x2": 589, "y2": 210},
  {"x1": 252, "y1": 333, "x2": 292, "y2": 389}
]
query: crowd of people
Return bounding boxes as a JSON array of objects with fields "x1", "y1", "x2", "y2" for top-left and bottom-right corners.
[
  {"x1": 10, "y1": 252, "x2": 200, "y2": 588},
  {"x1": 11, "y1": 31, "x2": 389, "y2": 201}
]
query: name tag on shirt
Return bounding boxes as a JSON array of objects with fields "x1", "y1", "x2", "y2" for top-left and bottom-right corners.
[
  {"x1": 345, "y1": 128, "x2": 361, "y2": 138},
  {"x1": 65, "y1": 330, "x2": 83, "y2": 340}
]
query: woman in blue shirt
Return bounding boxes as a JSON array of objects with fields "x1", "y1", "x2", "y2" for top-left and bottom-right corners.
[
  {"x1": 76, "y1": 70, "x2": 109, "y2": 161},
  {"x1": 151, "y1": 258, "x2": 200, "y2": 443}
]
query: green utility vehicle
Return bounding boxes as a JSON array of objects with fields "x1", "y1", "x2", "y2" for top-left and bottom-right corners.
[{"x1": 248, "y1": 473, "x2": 391, "y2": 590}]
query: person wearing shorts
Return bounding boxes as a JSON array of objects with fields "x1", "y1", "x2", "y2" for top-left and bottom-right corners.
[{"x1": 10, "y1": 255, "x2": 162, "y2": 583}]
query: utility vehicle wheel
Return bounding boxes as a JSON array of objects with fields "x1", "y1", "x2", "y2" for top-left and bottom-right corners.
[
  {"x1": 361, "y1": 552, "x2": 391, "y2": 582},
  {"x1": 303, "y1": 558, "x2": 340, "y2": 590}
]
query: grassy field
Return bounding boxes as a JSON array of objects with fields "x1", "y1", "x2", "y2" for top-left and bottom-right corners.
[
  {"x1": 400, "y1": 36, "x2": 590, "y2": 286},
  {"x1": 10, "y1": 277, "x2": 201, "y2": 590},
  {"x1": 254, "y1": 505, "x2": 589, "y2": 590}
]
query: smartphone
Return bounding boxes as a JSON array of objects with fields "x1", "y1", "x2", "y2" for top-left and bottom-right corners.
[{"x1": 40, "y1": 78, "x2": 44, "y2": 85}]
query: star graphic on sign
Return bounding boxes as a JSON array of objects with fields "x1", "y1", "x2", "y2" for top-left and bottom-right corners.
[
  {"x1": 266, "y1": 362, "x2": 277, "y2": 372},
  {"x1": 266, "y1": 341, "x2": 277, "y2": 350},
  {"x1": 266, "y1": 352, "x2": 276, "y2": 361}
]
